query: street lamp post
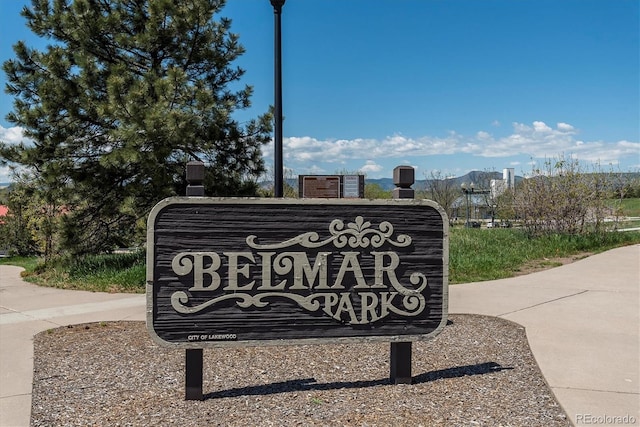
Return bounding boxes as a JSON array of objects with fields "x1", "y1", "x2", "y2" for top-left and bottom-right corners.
[
  {"x1": 461, "y1": 182, "x2": 475, "y2": 227},
  {"x1": 270, "y1": 0, "x2": 285, "y2": 197},
  {"x1": 491, "y1": 204, "x2": 497, "y2": 227}
]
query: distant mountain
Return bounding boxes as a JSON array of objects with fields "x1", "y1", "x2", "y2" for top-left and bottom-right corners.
[
  {"x1": 365, "y1": 177, "x2": 395, "y2": 190},
  {"x1": 366, "y1": 171, "x2": 523, "y2": 191}
]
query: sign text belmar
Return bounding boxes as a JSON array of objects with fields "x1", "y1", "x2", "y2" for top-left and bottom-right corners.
[
  {"x1": 171, "y1": 215, "x2": 427, "y2": 324},
  {"x1": 147, "y1": 198, "x2": 448, "y2": 348}
]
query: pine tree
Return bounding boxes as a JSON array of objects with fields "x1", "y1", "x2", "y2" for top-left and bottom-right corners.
[{"x1": 1, "y1": 0, "x2": 272, "y2": 254}]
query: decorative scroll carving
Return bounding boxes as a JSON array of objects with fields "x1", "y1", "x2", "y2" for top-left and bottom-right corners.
[
  {"x1": 246, "y1": 216, "x2": 412, "y2": 250},
  {"x1": 171, "y1": 290, "x2": 426, "y2": 325}
]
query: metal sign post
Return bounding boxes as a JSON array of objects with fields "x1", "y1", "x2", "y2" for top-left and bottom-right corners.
[
  {"x1": 184, "y1": 161, "x2": 204, "y2": 401},
  {"x1": 390, "y1": 166, "x2": 416, "y2": 384}
]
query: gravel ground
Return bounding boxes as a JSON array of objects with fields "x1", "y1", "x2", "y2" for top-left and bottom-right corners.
[{"x1": 31, "y1": 314, "x2": 569, "y2": 426}]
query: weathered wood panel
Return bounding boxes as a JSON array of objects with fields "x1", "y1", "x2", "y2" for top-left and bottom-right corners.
[{"x1": 147, "y1": 198, "x2": 448, "y2": 348}]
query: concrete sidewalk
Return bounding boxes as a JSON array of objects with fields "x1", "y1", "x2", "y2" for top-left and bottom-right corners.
[
  {"x1": 0, "y1": 266, "x2": 145, "y2": 427},
  {"x1": 1, "y1": 245, "x2": 639, "y2": 426},
  {"x1": 450, "y1": 244, "x2": 639, "y2": 426}
]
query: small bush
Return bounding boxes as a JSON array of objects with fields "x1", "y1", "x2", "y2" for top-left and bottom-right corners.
[
  {"x1": 12, "y1": 250, "x2": 148, "y2": 293},
  {"x1": 515, "y1": 157, "x2": 620, "y2": 236},
  {"x1": 65, "y1": 250, "x2": 145, "y2": 279}
]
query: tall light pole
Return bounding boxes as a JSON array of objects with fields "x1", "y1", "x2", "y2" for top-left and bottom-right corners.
[{"x1": 270, "y1": 0, "x2": 285, "y2": 197}]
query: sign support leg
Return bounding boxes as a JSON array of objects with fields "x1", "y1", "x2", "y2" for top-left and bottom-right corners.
[
  {"x1": 185, "y1": 349, "x2": 204, "y2": 400},
  {"x1": 389, "y1": 165, "x2": 416, "y2": 385},
  {"x1": 390, "y1": 342, "x2": 412, "y2": 384},
  {"x1": 184, "y1": 161, "x2": 205, "y2": 400}
]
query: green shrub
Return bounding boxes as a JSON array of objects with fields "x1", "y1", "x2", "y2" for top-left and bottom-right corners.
[{"x1": 65, "y1": 250, "x2": 145, "y2": 279}]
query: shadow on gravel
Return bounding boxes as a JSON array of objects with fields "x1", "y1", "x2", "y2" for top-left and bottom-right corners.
[
  {"x1": 413, "y1": 361, "x2": 512, "y2": 383},
  {"x1": 204, "y1": 361, "x2": 511, "y2": 399}
]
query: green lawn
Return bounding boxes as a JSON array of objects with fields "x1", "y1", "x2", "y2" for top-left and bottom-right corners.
[
  {"x1": 449, "y1": 227, "x2": 640, "y2": 283},
  {"x1": 3, "y1": 227, "x2": 639, "y2": 292},
  {"x1": 618, "y1": 198, "x2": 640, "y2": 217}
]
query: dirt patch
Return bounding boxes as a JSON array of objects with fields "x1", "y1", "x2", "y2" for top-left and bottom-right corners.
[{"x1": 513, "y1": 252, "x2": 593, "y2": 276}]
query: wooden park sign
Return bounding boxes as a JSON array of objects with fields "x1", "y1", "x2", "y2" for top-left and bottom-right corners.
[{"x1": 147, "y1": 198, "x2": 448, "y2": 348}]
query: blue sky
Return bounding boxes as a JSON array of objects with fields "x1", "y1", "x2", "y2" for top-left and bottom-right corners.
[{"x1": 1, "y1": 0, "x2": 639, "y2": 182}]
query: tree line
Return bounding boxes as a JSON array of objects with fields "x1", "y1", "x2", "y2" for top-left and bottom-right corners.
[{"x1": 422, "y1": 160, "x2": 640, "y2": 236}]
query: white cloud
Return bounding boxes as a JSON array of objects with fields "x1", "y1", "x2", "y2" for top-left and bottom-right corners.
[
  {"x1": 279, "y1": 133, "x2": 469, "y2": 164},
  {"x1": 277, "y1": 120, "x2": 637, "y2": 178},
  {"x1": 571, "y1": 140, "x2": 640, "y2": 166},
  {"x1": 557, "y1": 122, "x2": 575, "y2": 132},
  {"x1": 0, "y1": 126, "x2": 32, "y2": 182},
  {"x1": 3, "y1": 122, "x2": 632, "y2": 183},
  {"x1": 471, "y1": 123, "x2": 638, "y2": 171},
  {"x1": 532, "y1": 121, "x2": 552, "y2": 133},
  {"x1": 360, "y1": 160, "x2": 383, "y2": 174},
  {"x1": 0, "y1": 125, "x2": 29, "y2": 146},
  {"x1": 269, "y1": 120, "x2": 639, "y2": 176}
]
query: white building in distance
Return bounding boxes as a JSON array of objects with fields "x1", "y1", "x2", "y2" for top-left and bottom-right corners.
[{"x1": 490, "y1": 168, "x2": 515, "y2": 199}]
